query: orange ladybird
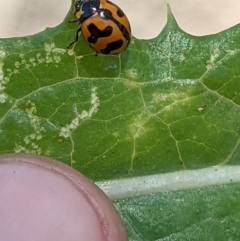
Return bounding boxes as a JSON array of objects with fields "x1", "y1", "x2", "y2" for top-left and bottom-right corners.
[{"x1": 68, "y1": 0, "x2": 131, "y2": 55}]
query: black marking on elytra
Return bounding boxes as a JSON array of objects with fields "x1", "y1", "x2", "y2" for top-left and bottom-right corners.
[
  {"x1": 98, "y1": 9, "x2": 130, "y2": 43},
  {"x1": 117, "y1": 23, "x2": 130, "y2": 44},
  {"x1": 116, "y1": 8, "x2": 124, "y2": 18},
  {"x1": 106, "y1": 0, "x2": 124, "y2": 17},
  {"x1": 101, "y1": 39, "x2": 124, "y2": 54},
  {"x1": 87, "y1": 23, "x2": 113, "y2": 44}
]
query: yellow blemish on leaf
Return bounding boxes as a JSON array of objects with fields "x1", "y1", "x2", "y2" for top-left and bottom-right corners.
[
  {"x1": 125, "y1": 69, "x2": 138, "y2": 79},
  {"x1": 59, "y1": 87, "x2": 100, "y2": 138},
  {"x1": 123, "y1": 79, "x2": 139, "y2": 89},
  {"x1": 0, "y1": 50, "x2": 7, "y2": 93},
  {"x1": 129, "y1": 110, "x2": 150, "y2": 138},
  {"x1": 0, "y1": 93, "x2": 7, "y2": 103}
]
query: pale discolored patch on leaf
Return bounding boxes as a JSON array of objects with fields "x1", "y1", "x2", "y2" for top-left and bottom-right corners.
[{"x1": 1, "y1": 4, "x2": 240, "y2": 241}]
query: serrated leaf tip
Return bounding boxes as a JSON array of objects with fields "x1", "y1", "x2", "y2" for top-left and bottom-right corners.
[{"x1": 167, "y1": 4, "x2": 178, "y2": 28}]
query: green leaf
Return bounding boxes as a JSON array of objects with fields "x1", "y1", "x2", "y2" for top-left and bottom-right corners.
[
  {"x1": 114, "y1": 183, "x2": 240, "y2": 241},
  {"x1": 1, "y1": 3, "x2": 240, "y2": 240}
]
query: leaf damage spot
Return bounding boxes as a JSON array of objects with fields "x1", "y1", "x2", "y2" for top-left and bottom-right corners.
[
  {"x1": 123, "y1": 79, "x2": 139, "y2": 89},
  {"x1": 14, "y1": 101, "x2": 45, "y2": 154},
  {"x1": 0, "y1": 50, "x2": 6, "y2": 59},
  {"x1": 0, "y1": 43, "x2": 67, "y2": 94},
  {"x1": 59, "y1": 87, "x2": 100, "y2": 138},
  {"x1": 148, "y1": 42, "x2": 160, "y2": 52},
  {"x1": 125, "y1": 69, "x2": 138, "y2": 80},
  {"x1": 68, "y1": 49, "x2": 75, "y2": 56},
  {"x1": 179, "y1": 53, "x2": 186, "y2": 62},
  {"x1": 104, "y1": 64, "x2": 118, "y2": 71},
  {"x1": 152, "y1": 93, "x2": 168, "y2": 102},
  {"x1": 11, "y1": 43, "x2": 66, "y2": 73},
  {"x1": 152, "y1": 91, "x2": 186, "y2": 105},
  {"x1": 0, "y1": 93, "x2": 7, "y2": 103},
  {"x1": 44, "y1": 43, "x2": 66, "y2": 64},
  {"x1": 206, "y1": 48, "x2": 220, "y2": 70},
  {"x1": 129, "y1": 110, "x2": 150, "y2": 138},
  {"x1": 0, "y1": 49, "x2": 7, "y2": 92},
  {"x1": 0, "y1": 50, "x2": 9, "y2": 103},
  {"x1": 174, "y1": 79, "x2": 197, "y2": 86},
  {"x1": 14, "y1": 62, "x2": 20, "y2": 68}
]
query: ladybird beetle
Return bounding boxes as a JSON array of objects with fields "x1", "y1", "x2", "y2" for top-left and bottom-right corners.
[{"x1": 68, "y1": 0, "x2": 131, "y2": 55}]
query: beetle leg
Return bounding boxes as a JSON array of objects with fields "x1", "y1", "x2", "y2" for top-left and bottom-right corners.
[
  {"x1": 67, "y1": 27, "x2": 81, "y2": 49},
  {"x1": 95, "y1": 52, "x2": 98, "y2": 57}
]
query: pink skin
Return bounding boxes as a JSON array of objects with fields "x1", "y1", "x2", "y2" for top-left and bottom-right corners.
[{"x1": 0, "y1": 153, "x2": 128, "y2": 241}]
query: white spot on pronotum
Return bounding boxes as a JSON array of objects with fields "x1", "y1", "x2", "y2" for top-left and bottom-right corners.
[{"x1": 59, "y1": 87, "x2": 100, "y2": 138}]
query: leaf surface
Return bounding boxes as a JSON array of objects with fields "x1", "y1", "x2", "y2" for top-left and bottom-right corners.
[{"x1": 1, "y1": 5, "x2": 240, "y2": 241}]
